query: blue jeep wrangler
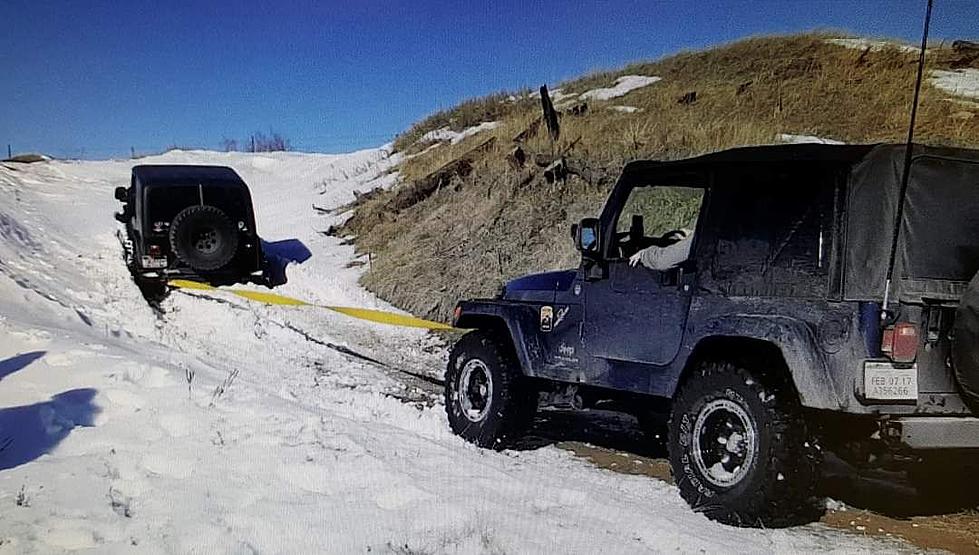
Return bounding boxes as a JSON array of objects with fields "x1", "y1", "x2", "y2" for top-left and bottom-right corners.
[{"x1": 446, "y1": 143, "x2": 979, "y2": 526}]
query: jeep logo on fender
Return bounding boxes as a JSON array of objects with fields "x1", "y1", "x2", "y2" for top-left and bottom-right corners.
[{"x1": 540, "y1": 306, "x2": 553, "y2": 332}]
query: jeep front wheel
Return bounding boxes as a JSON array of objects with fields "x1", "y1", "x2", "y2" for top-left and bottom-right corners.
[
  {"x1": 668, "y1": 360, "x2": 820, "y2": 527},
  {"x1": 445, "y1": 331, "x2": 536, "y2": 449}
]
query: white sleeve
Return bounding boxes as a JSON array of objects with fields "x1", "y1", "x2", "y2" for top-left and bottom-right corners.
[{"x1": 638, "y1": 236, "x2": 693, "y2": 271}]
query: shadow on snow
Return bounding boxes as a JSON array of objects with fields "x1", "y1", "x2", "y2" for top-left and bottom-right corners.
[
  {"x1": 0, "y1": 386, "x2": 100, "y2": 471},
  {"x1": 0, "y1": 351, "x2": 46, "y2": 381}
]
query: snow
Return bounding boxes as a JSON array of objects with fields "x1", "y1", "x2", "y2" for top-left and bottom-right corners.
[
  {"x1": 529, "y1": 87, "x2": 578, "y2": 103},
  {"x1": 931, "y1": 68, "x2": 979, "y2": 99},
  {"x1": 777, "y1": 133, "x2": 846, "y2": 145},
  {"x1": 420, "y1": 121, "x2": 500, "y2": 145},
  {"x1": 826, "y1": 38, "x2": 919, "y2": 54},
  {"x1": 0, "y1": 148, "x2": 914, "y2": 552},
  {"x1": 580, "y1": 75, "x2": 661, "y2": 101},
  {"x1": 609, "y1": 105, "x2": 641, "y2": 113}
]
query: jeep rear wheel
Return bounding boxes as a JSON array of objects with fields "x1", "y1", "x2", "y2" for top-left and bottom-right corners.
[
  {"x1": 445, "y1": 331, "x2": 536, "y2": 449},
  {"x1": 169, "y1": 205, "x2": 238, "y2": 271},
  {"x1": 668, "y1": 361, "x2": 820, "y2": 527}
]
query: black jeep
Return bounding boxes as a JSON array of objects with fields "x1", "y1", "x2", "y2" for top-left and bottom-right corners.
[
  {"x1": 446, "y1": 143, "x2": 979, "y2": 526},
  {"x1": 115, "y1": 165, "x2": 274, "y2": 297}
]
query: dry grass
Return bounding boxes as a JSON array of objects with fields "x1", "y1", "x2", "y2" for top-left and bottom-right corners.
[
  {"x1": 347, "y1": 33, "x2": 979, "y2": 321},
  {"x1": 392, "y1": 91, "x2": 537, "y2": 153}
]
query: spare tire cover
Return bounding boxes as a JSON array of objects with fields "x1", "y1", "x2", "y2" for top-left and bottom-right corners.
[
  {"x1": 169, "y1": 205, "x2": 239, "y2": 271},
  {"x1": 953, "y1": 272, "x2": 979, "y2": 409}
]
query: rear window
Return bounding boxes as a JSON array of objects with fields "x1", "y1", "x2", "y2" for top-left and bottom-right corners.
[
  {"x1": 902, "y1": 157, "x2": 979, "y2": 281},
  {"x1": 145, "y1": 184, "x2": 250, "y2": 225}
]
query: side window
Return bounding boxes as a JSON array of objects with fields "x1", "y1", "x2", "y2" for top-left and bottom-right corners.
[
  {"x1": 703, "y1": 168, "x2": 836, "y2": 297},
  {"x1": 612, "y1": 185, "x2": 705, "y2": 268}
]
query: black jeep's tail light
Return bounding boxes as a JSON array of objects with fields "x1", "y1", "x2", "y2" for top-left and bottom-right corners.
[
  {"x1": 453, "y1": 306, "x2": 463, "y2": 326},
  {"x1": 881, "y1": 322, "x2": 919, "y2": 363}
]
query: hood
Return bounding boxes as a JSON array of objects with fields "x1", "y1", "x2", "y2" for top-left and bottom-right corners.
[{"x1": 504, "y1": 270, "x2": 576, "y2": 296}]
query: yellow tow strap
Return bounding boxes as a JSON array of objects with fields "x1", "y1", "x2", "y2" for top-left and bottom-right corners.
[{"x1": 169, "y1": 279, "x2": 456, "y2": 330}]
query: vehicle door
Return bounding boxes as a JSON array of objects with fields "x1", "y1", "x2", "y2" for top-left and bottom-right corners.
[{"x1": 581, "y1": 174, "x2": 707, "y2": 389}]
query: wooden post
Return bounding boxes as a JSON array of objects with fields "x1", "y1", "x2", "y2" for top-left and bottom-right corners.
[
  {"x1": 6, "y1": 144, "x2": 10, "y2": 159},
  {"x1": 130, "y1": 146, "x2": 135, "y2": 159},
  {"x1": 539, "y1": 85, "x2": 560, "y2": 142}
]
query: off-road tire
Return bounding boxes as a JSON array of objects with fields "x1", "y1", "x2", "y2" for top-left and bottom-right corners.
[
  {"x1": 668, "y1": 360, "x2": 821, "y2": 527},
  {"x1": 445, "y1": 330, "x2": 536, "y2": 449},
  {"x1": 169, "y1": 205, "x2": 238, "y2": 271}
]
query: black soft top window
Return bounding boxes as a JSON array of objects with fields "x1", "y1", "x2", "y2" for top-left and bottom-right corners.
[
  {"x1": 144, "y1": 184, "x2": 250, "y2": 226},
  {"x1": 698, "y1": 164, "x2": 838, "y2": 298},
  {"x1": 902, "y1": 156, "x2": 979, "y2": 281}
]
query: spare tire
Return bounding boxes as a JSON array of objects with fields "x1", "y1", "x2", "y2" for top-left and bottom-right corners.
[
  {"x1": 953, "y1": 272, "x2": 979, "y2": 411},
  {"x1": 169, "y1": 205, "x2": 238, "y2": 271}
]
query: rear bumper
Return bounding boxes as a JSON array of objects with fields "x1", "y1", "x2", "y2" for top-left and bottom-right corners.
[
  {"x1": 892, "y1": 417, "x2": 979, "y2": 449},
  {"x1": 136, "y1": 267, "x2": 266, "y2": 286}
]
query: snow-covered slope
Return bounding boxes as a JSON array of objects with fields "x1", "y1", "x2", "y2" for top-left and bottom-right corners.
[{"x1": 0, "y1": 150, "x2": 910, "y2": 553}]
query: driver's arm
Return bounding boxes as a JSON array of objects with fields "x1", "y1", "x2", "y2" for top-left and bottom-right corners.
[{"x1": 629, "y1": 234, "x2": 693, "y2": 271}]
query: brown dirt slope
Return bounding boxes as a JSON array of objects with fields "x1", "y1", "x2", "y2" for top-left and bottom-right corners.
[{"x1": 344, "y1": 33, "x2": 979, "y2": 321}]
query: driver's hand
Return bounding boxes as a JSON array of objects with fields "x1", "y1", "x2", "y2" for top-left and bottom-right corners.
[{"x1": 629, "y1": 251, "x2": 642, "y2": 267}]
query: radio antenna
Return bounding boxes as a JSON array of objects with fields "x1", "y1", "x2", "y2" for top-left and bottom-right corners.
[{"x1": 881, "y1": 0, "x2": 934, "y2": 320}]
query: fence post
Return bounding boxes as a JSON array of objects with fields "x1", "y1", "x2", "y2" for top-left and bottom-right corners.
[
  {"x1": 130, "y1": 146, "x2": 135, "y2": 159},
  {"x1": 6, "y1": 144, "x2": 10, "y2": 159}
]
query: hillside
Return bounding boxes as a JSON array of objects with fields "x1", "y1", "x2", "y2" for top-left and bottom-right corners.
[{"x1": 343, "y1": 33, "x2": 979, "y2": 320}]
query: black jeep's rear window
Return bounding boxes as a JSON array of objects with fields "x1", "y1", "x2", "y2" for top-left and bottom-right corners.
[{"x1": 145, "y1": 185, "x2": 250, "y2": 226}]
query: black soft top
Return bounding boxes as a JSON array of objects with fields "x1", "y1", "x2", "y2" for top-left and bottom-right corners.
[
  {"x1": 132, "y1": 165, "x2": 246, "y2": 187},
  {"x1": 620, "y1": 143, "x2": 875, "y2": 180},
  {"x1": 620, "y1": 143, "x2": 979, "y2": 303}
]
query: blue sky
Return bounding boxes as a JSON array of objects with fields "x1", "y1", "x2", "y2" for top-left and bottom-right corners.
[{"x1": 1, "y1": 0, "x2": 975, "y2": 159}]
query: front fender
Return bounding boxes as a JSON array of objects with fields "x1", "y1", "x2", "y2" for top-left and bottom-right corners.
[
  {"x1": 454, "y1": 300, "x2": 544, "y2": 377},
  {"x1": 698, "y1": 314, "x2": 843, "y2": 410}
]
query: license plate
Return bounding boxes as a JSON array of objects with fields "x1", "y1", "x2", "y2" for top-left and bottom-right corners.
[
  {"x1": 864, "y1": 362, "x2": 918, "y2": 401},
  {"x1": 141, "y1": 256, "x2": 167, "y2": 269}
]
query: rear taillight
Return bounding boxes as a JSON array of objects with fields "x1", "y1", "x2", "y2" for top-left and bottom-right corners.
[
  {"x1": 453, "y1": 306, "x2": 462, "y2": 326},
  {"x1": 882, "y1": 322, "x2": 919, "y2": 363},
  {"x1": 148, "y1": 244, "x2": 162, "y2": 257}
]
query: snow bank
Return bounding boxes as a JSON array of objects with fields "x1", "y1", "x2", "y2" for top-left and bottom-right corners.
[
  {"x1": 777, "y1": 133, "x2": 846, "y2": 145},
  {"x1": 826, "y1": 38, "x2": 919, "y2": 54},
  {"x1": 420, "y1": 121, "x2": 500, "y2": 145},
  {"x1": 580, "y1": 75, "x2": 661, "y2": 101},
  {"x1": 931, "y1": 68, "x2": 979, "y2": 99}
]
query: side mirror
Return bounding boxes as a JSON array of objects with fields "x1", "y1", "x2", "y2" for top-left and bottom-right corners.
[
  {"x1": 574, "y1": 217, "x2": 601, "y2": 258},
  {"x1": 114, "y1": 186, "x2": 128, "y2": 202}
]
